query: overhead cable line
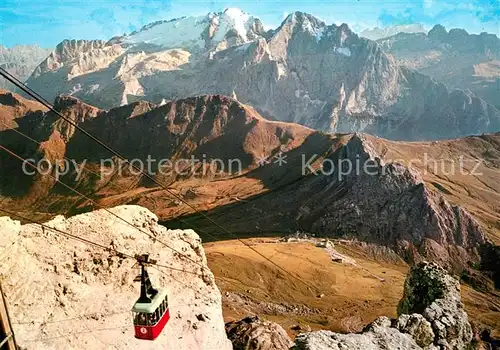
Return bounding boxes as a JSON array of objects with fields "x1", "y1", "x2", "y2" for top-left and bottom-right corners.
[
  {"x1": 0, "y1": 120, "x2": 195, "y2": 242},
  {"x1": 0, "y1": 119, "x2": 108, "y2": 181},
  {"x1": 0, "y1": 206, "x2": 204, "y2": 277},
  {"x1": 0, "y1": 143, "x2": 210, "y2": 273}
]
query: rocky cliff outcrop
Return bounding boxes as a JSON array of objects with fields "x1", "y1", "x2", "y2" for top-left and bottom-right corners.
[
  {"x1": 293, "y1": 262, "x2": 473, "y2": 349},
  {"x1": 25, "y1": 10, "x2": 500, "y2": 141},
  {"x1": 225, "y1": 315, "x2": 294, "y2": 350},
  {"x1": 398, "y1": 262, "x2": 473, "y2": 349},
  {"x1": 0, "y1": 205, "x2": 232, "y2": 349},
  {"x1": 305, "y1": 134, "x2": 486, "y2": 267}
]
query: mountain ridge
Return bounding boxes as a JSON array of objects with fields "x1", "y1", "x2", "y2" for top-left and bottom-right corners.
[
  {"x1": 1, "y1": 92, "x2": 498, "y2": 273},
  {"x1": 359, "y1": 24, "x2": 428, "y2": 41},
  {"x1": 378, "y1": 24, "x2": 500, "y2": 109}
]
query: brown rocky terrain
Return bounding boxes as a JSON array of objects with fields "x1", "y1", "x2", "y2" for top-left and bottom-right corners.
[
  {"x1": 170, "y1": 132, "x2": 499, "y2": 272},
  {"x1": 0, "y1": 89, "x2": 47, "y2": 130},
  {"x1": 0, "y1": 93, "x2": 312, "y2": 209},
  {"x1": 0, "y1": 92, "x2": 498, "y2": 271},
  {"x1": 226, "y1": 315, "x2": 294, "y2": 350}
]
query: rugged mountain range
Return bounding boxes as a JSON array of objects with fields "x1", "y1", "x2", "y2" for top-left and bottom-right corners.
[
  {"x1": 0, "y1": 44, "x2": 52, "y2": 90},
  {"x1": 378, "y1": 24, "x2": 500, "y2": 109},
  {"x1": 24, "y1": 10, "x2": 500, "y2": 141},
  {"x1": 1, "y1": 92, "x2": 498, "y2": 274}
]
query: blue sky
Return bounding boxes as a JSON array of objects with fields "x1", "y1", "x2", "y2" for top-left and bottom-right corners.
[{"x1": 0, "y1": 0, "x2": 498, "y2": 47}]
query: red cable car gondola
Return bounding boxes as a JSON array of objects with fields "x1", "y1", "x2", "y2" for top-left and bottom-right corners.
[{"x1": 132, "y1": 254, "x2": 170, "y2": 340}]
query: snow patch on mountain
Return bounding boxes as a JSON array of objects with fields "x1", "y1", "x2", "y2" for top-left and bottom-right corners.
[
  {"x1": 334, "y1": 46, "x2": 351, "y2": 57},
  {"x1": 123, "y1": 15, "x2": 207, "y2": 49},
  {"x1": 122, "y1": 8, "x2": 261, "y2": 52},
  {"x1": 220, "y1": 8, "x2": 252, "y2": 39},
  {"x1": 315, "y1": 27, "x2": 326, "y2": 41}
]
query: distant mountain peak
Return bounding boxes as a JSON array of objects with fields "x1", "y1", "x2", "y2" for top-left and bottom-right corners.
[
  {"x1": 360, "y1": 24, "x2": 427, "y2": 40},
  {"x1": 223, "y1": 7, "x2": 248, "y2": 17},
  {"x1": 0, "y1": 44, "x2": 52, "y2": 92},
  {"x1": 428, "y1": 24, "x2": 448, "y2": 40},
  {"x1": 283, "y1": 11, "x2": 325, "y2": 27},
  {"x1": 272, "y1": 11, "x2": 327, "y2": 43}
]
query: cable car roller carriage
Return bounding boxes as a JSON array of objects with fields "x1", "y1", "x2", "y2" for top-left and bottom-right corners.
[{"x1": 132, "y1": 254, "x2": 170, "y2": 340}]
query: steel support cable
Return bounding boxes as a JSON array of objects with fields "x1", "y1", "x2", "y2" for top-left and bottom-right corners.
[
  {"x1": 0, "y1": 125, "x2": 207, "y2": 272},
  {"x1": 0, "y1": 120, "x2": 130, "y2": 216},
  {"x1": 0, "y1": 144, "x2": 210, "y2": 273},
  {"x1": 0, "y1": 206, "x2": 203, "y2": 277}
]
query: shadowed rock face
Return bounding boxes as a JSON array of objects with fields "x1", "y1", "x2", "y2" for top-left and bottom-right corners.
[
  {"x1": 292, "y1": 262, "x2": 473, "y2": 350},
  {"x1": 24, "y1": 12, "x2": 500, "y2": 141},
  {"x1": 304, "y1": 135, "x2": 486, "y2": 268},
  {"x1": 177, "y1": 133, "x2": 487, "y2": 271},
  {"x1": 225, "y1": 315, "x2": 294, "y2": 350}
]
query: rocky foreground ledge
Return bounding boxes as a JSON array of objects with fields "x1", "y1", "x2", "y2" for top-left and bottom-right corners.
[
  {"x1": 227, "y1": 262, "x2": 476, "y2": 350},
  {"x1": 0, "y1": 205, "x2": 232, "y2": 350}
]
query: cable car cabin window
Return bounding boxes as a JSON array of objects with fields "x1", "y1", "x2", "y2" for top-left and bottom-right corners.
[
  {"x1": 147, "y1": 309, "x2": 159, "y2": 326},
  {"x1": 134, "y1": 312, "x2": 148, "y2": 326}
]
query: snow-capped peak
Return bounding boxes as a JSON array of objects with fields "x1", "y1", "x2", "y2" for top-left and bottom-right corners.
[
  {"x1": 221, "y1": 8, "x2": 251, "y2": 39},
  {"x1": 122, "y1": 8, "x2": 262, "y2": 52},
  {"x1": 223, "y1": 7, "x2": 248, "y2": 18},
  {"x1": 280, "y1": 11, "x2": 326, "y2": 36}
]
